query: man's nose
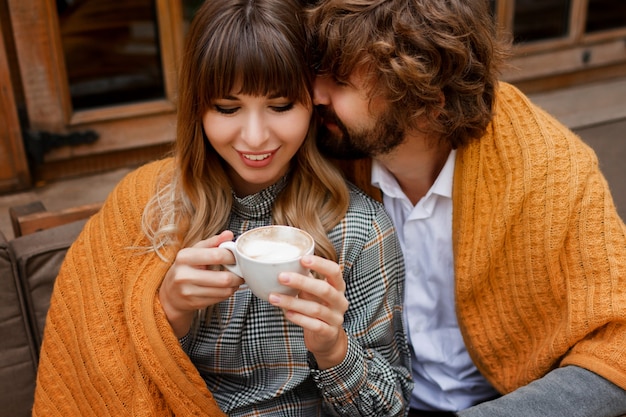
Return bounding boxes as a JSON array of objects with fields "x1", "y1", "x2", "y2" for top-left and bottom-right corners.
[{"x1": 313, "y1": 76, "x2": 332, "y2": 106}]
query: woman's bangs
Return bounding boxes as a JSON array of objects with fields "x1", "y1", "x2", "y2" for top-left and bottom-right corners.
[
  {"x1": 236, "y1": 46, "x2": 309, "y2": 103},
  {"x1": 200, "y1": 29, "x2": 310, "y2": 106}
]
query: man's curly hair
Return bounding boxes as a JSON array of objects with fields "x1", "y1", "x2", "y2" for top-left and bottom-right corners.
[{"x1": 307, "y1": 0, "x2": 511, "y2": 148}]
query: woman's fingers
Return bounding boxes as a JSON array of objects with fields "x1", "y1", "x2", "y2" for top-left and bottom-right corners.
[
  {"x1": 268, "y1": 256, "x2": 350, "y2": 368},
  {"x1": 193, "y1": 230, "x2": 234, "y2": 248},
  {"x1": 302, "y1": 255, "x2": 346, "y2": 293},
  {"x1": 268, "y1": 255, "x2": 349, "y2": 327},
  {"x1": 181, "y1": 230, "x2": 236, "y2": 267},
  {"x1": 161, "y1": 230, "x2": 243, "y2": 310}
]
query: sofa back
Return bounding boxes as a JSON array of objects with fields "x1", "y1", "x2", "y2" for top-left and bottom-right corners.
[{"x1": 0, "y1": 220, "x2": 86, "y2": 417}]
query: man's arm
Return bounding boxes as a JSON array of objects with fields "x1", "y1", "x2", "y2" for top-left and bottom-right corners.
[{"x1": 458, "y1": 366, "x2": 626, "y2": 417}]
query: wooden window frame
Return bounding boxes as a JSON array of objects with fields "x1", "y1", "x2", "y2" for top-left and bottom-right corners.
[
  {"x1": 7, "y1": 0, "x2": 184, "y2": 160},
  {"x1": 494, "y1": 0, "x2": 626, "y2": 89},
  {"x1": 0, "y1": 16, "x2": 30, "y2": 191}
]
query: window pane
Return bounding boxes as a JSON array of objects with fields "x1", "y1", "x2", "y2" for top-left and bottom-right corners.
[
  {"x1": 513, "y1": 0, "x2": 571, "y2": 43},
  {"x1": 58, "y1": 0, "x2": 165, "y2": 110},
  {"x1": 183, "y1": 0, "x2": 204, "y2": 23},
  {"x1": 586, "y1": 0, "x2": 626, "y2": 32}
]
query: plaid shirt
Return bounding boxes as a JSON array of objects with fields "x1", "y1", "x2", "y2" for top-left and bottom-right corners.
[{"x1": 182, "y1": 178, "x2": 412, "y2": 416}]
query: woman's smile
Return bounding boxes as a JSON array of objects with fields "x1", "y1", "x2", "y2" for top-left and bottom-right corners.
[{"x1": 238, "y1": 149, "x2": 277, "y2": 167}]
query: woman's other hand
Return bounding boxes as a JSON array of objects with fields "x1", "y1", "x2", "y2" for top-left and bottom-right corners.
[
  {"x1": 159, "y1": 230, "x2": 244, "y2": 337},
  {"x1": 268, "y1": 255, "x2": 349, "y2": 369}
]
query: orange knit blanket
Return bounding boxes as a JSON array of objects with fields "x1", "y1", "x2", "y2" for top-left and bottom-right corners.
[
  {"x1": 33, "y1": 160, "x2": 225, "y2": 416},
  {"x1": 452, "y1": 83, "x2": 626, "y2": 392}
]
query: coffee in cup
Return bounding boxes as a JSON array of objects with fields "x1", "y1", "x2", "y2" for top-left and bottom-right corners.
[{"x1": 219, "y1": 225, "x2": 315, "y2": 301}]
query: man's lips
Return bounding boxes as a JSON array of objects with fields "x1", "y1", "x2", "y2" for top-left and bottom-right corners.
[
  {"x1": 321, "y1": 118, "x2": 341, "y2": 134},
  {"x1": 317, "y1": 109, "x2": 342, "y2": 133}
]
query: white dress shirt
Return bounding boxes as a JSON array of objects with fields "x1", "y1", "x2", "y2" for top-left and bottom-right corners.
[{"x1": 371, "y1": 150, "x2": 499, "y2": 411}]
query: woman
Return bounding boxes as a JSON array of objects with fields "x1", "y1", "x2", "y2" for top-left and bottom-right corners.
[{"x1": 33, "y1": 0, "x2": 412, "y2": 415}]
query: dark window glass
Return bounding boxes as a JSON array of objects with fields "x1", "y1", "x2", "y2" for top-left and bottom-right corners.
[
  {"x1": 586, "y1": 0, "x2": 626, "y2": 32},
  {"x1": 183, "y1": 0, "x2": 204, "y2": 23},
  {"x1": 513, "y1": 0, "x2": 571, "y2": 43},
  {"x1": 58, "y1": 0, "x2": 164, "y2": 110}
]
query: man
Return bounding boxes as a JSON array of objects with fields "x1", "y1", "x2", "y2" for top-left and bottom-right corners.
[{"x1": 307, "y1": 0, "x2": 626, "y2": 416}]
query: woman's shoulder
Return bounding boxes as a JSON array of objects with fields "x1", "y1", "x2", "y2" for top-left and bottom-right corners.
[
  {"x1": 342, "y1": 182, "x2": 394, "y2": 231},
  {"x1": 346, "y1": 181, "x2": 385, "y2": 212},
  {"x1": 89, "y1": 158, "x2": 175, "y2": 244},
  {"x1": 114, "y1": 158, "x2": 174, "y2": 196},
  {"x1": 125, "y1": 157, "x2": 174, "y2": 183},
  {"x1": 329, "y1": 182, "x2": 402, "y2": 274},
  {"x1": 103, "y1": 158, "x2": 175, "y2": 215}
]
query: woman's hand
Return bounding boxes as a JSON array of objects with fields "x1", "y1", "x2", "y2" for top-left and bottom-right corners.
[
  {"x1": 159, "y1": 230, "x2": 244, "y2": 337},
  {"x1": 268, "y1": 255, "x2": 349, "y2": 369}
]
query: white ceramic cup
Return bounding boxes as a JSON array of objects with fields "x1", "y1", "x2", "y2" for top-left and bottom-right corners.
[{"x1": 219, "y1": 225, "x2": 315, "y2": 301}]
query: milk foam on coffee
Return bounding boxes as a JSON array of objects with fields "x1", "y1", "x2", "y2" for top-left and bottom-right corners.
[{"x1": 242, "y1": 239, "x2": 303, "y2": 261}]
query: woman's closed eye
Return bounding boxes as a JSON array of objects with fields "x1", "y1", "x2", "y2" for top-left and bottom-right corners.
[
  {"x1": 214, "y1": 105, "x2": 239, "y2": 115},
  {"x1": 270, "y1": 102, "x2": 294, "y2": 113},
  {"x1": 211, "y1": 97, "x2": 297, "y2": 115}
]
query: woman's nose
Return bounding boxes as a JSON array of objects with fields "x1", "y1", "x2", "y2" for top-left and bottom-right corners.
[{"x1": 242, "y1": 112, "x2": 269, "y2": 146}]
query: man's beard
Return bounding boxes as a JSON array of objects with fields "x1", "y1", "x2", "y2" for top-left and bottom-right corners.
[{"x1": 315, "y1": 105, "x2": 405, "y2": 160}]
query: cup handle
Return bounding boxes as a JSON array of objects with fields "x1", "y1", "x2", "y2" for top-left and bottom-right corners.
[{"x1": 218, "y1": 241, "x2": 243, "y2": 277}]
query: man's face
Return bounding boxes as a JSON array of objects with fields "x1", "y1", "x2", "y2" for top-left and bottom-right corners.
[{"x1": 313, "y1": 73, "x2": 405, "y2": 160}]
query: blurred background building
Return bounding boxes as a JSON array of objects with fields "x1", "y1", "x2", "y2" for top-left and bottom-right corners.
[{"x1": 1, "y1": 0, "x2": 625, "y2": 210}]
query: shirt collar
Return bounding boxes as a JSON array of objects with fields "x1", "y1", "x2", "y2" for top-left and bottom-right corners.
[{"x1": 432, "y1": 149, "x2": 456, "y2": 199}]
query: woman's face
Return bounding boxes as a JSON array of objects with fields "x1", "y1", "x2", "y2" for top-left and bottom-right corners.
[{"x1": 203, "y1": 92, "x2": 312, "y2": 196}]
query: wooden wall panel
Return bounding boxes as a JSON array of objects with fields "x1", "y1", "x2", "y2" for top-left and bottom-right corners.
[{"x1": 0, "y1": 8, "x2": 30, "y2": 193}]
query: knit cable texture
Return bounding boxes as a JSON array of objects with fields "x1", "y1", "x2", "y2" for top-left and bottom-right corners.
[
  {"x1": 33, "y1": 159, "x2": 226, "y2": 416},
  {"x1": 453, "y1": 82, "x2": 626, "y2": 393}
]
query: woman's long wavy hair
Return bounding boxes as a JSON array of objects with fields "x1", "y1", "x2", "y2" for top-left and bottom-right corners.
[
  {"x1": 308, "y1": 0, "x2": 511, "y2": 148},
  {"x1": 142, "y1": 0, "x2": 349, "y2": 261}
]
